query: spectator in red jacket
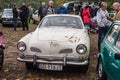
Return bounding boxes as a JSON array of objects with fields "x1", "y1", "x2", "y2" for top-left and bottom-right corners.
[{"x1": 82, "y1": 5, "x2": 91, "y2": 34}]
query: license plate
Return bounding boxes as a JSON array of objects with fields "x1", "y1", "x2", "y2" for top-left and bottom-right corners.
[{"x1": 38, "y1": 64, "x2": 63, "y2": 71}]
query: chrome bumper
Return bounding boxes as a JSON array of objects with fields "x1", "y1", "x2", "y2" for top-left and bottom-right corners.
[
  {"x1": 17, "y1": 56, "x2": 89, "y2": 66},
  {"x1": 3, "y1": 21, "x2": 21, "y2": 25}
]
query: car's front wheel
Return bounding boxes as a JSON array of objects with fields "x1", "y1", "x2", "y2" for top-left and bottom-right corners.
[
  {"x1": 2, "y1": 22, "x2": 5, "y2": 27},
  {"x1": 0, "y1": 48, "x2": 4, "y2": 71},
  {"x1": 98, "y1": 59, "x2": 107, "y2": 80},
  {"x1": 25, "y1": 63, "x2": 37, "y2": 70}
]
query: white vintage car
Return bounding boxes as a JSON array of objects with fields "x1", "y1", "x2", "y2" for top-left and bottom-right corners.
[{"x1": 17, "y1": 14, "x2": 90, "y2": 72}]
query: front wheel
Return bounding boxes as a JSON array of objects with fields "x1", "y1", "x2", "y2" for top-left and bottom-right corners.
[
  {"x1": 0, "y1": 48, "x2": 4, "y2": 71},
  {"x1": 25, "y1": 63, "x2": 37, "y2": 70},
  {"x1": 98, "y1": 59, "x2": 107, "y2": 80},
  {"x1": 80, "y1": 63, "x2": 89, "y2": 73},
  {"x1": 2, "y1": 23, "x2": 5, "y2": 27}
]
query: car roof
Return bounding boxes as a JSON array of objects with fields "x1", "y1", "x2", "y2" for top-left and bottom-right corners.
[
  {"x1": 4, "y1": 9, "x2": 12, "y2": 11},
  {"x1": 45, "y1": 14, "x2": 81, "y2": 18},
  {"x1": 64, "y1": 1, "x2": 75, "y2": 4}
]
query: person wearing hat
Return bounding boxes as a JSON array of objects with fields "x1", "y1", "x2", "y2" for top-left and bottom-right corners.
[{"x1": 12, "y1": 4, "x2": 18, "y2": 31}]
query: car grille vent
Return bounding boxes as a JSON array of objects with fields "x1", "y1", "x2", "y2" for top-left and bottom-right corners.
[{"x1": 59, "y1": 48, "x2": 73, "y2": 54}]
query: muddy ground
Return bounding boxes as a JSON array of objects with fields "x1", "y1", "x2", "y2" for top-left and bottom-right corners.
[{"x1": 0, "y1": 24, "x2": 98, "y2": 80}]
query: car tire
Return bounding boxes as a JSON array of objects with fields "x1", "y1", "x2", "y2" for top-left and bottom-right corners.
[
  {"x1": 0, "y1": 20, "x2": 2, "y2": 23},
  {"x1": 0, "y1": 48, "x2": 4, "y2": 71},
  {"x1": 98, "y1": 59, "x2": 107, "y2": 80},
  {"x1": 80, "y1": 63, "x2": 89, "y2": 73},
  {"x1": 25, "y1": 63, "x2": 37, "y2": 70},
  {"x1": 2, "y1": 22, "x2": 5, "y2": 27}
]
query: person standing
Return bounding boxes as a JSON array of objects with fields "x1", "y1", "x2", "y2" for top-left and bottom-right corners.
[
  {"x1": 57, "y1": 2, "x2": 68, "y2": 14},
  {"x1": 96, "y1": 2, "x2": 112, "y2": 52},
  {"x1": 38, "y1": 2, "x2": 47, "y2": 21},
  {"x1": 47, "y1": 0, "x2": 55, "y2": 15},
  {"x1": 82, "y1": 5, "x2": 91, "y2": 34},
  {"x1": 90, "y1": 4, "x2": 97, "y2": 18},
  {"x1": 12, "y1": 4, "x2": 18, "y2": 31},
  {"x1": 106, "y1": 2, "x2": 120, "y2": 21},
  {"x1": 72, "y1": 7, "x2": 79, "y2": 15},
  {"x1": 28, "y1": 5, "x2": 33, "y2": 23},
  {"x1": 19, "y1": 2, "x2": 29, "y2": 31}
]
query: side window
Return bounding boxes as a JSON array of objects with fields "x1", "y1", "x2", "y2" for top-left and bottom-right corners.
[
  {"x1": 107, "y1": 25, "x2": 119, "y2": 44},
  {"x1": 116, "y1": 33, "x2": 120, "y2": 49}
]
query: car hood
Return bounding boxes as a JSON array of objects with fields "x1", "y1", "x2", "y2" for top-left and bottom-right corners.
[
  {"x1": 37, "y1": 27, "x2": 84, "y2": 42},
  {"x1": 21, "y1": 27, "x2": 89, "y2": 56}
]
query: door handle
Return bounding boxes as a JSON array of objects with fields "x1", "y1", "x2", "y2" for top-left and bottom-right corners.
[{"x1": 109, "y1": 51, "x2": 112, "y2": 56}]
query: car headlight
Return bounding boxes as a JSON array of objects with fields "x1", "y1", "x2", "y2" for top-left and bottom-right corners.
[
  {"x1": 17, "y1": 42, "x2": 26, "y2": 52},
  {"x1": 76, "y1": 44, "x2": 87, "y2": 54}
]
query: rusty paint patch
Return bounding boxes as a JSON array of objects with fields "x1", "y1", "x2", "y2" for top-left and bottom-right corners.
[{"x1": 68, "y1": 36, "x2": 78, "y2": 43}]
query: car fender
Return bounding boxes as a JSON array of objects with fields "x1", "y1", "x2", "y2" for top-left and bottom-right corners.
[{"x1": 98, "y1": 53, "x2": 106, "y2": 71}]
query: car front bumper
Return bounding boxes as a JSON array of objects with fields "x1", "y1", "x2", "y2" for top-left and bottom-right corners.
[
  {"x1": 2, "y1": 20, "x2": 21, "y2": 25},
  {"x1": 17, "y1": 55, "x2": 89, "y2": 66}
]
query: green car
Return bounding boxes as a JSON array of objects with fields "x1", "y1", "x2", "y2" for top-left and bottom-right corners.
[{"x1": 97, "y1": 21, "x2": 120, "y2": 80}]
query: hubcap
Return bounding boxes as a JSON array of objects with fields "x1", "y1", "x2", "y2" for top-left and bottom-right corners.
[{"x1": 98, "y1": 62, "x2": 103, "y2": 78}]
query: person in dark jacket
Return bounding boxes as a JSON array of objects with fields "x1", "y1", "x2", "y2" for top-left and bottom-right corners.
[
  {"x1": 90, "y1": 4, "x2": 97, "y2": 18},
  {"x1": 71, "y1": 7, "x2": 79, "y2": 15},
  {"x1": 38, "y1": 2, "x2": 47, "y2": 21},
  {"x1": 57, "y1": 3, "x2": 68, "y2": 14},
  {"x1": 19, "y1": 2, "x2": 29, "y2": 31},
  {"x1": 12, "y1": 4, "x2": 18, "y2": 31}
]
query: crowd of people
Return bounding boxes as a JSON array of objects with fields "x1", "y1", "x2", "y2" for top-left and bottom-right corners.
[
  {"x1": 12, "y1": 1, "x2": 120, "y2": 52},
  {"x1": 96, "y1": 2, "x2": 120, "y2": 52},
  {"x1": 12, "y1": 2, "x2": 29, "y2": 31}
]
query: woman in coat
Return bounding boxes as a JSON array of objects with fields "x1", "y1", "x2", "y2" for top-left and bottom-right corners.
[{"x1": 82, "y1": 5, "x2": 91, "y2": 34}]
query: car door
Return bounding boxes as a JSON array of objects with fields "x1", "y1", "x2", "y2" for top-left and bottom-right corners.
[
  {"x1": 111, "y1": 31, "x2": 120, "y2": 80},
  {"x1": 103, "y1": 24, "x2": 120, "y2": 80},
  {"x1": 101, "y1": 24, "x2": 119, "y2": 79}
]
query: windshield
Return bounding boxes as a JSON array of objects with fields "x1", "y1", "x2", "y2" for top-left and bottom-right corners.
[
  {"x1": 40, "y1": 16, "x2": 83, "y2": 29},
  {"x1": 3, "y1": 9, "x2": 13, "y2": 16}
]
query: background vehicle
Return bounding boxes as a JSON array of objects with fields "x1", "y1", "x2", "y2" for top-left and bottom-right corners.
[
  {"x1": 0, "y1": 31, "x2": 4, "y2": 71},
  {"x1": 17, "y1": 14, "x2": 90, "y2": 72},
  {"x1": 32, "y1": 10, "x2": 40, "y2": 24},
  {"x1": 97, "y1": 21, "x2": 120, "y2": 80},
  {"x1": 63, "y1": 1, "x2": 81, "y2": 14},
  {"x1": 1, "y1": 9, "x2": 21, "y2": 26},
  {"x1": 63, "y1": 1, "x2": 101, "y2": 14}
]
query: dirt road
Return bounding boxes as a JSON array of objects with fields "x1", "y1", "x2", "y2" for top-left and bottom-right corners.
[{"x1": 0, "y1": 24, "x2": 98, "y2": 80}]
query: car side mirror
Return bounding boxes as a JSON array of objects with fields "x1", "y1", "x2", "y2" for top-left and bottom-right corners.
[{"x1": 115, "y1": 53, "x2": 120, "y2": 60}]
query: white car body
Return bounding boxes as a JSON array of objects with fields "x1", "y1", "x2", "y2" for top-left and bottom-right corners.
[{"x1": 17, "y1": 14, "x2": 90, "y2": 71}]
